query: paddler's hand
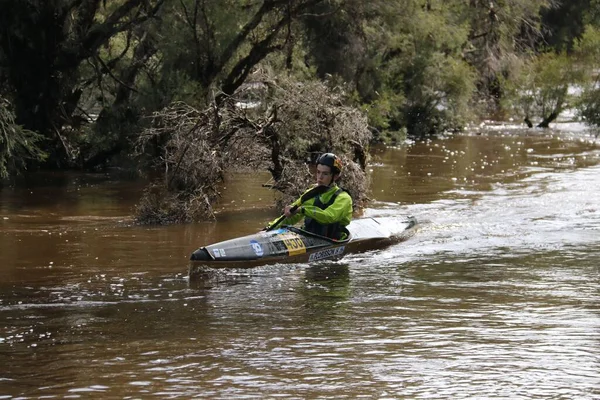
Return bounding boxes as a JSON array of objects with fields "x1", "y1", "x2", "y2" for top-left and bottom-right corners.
[{"x1": 284, "y1": 205, "x2": 300, "y2": 218}]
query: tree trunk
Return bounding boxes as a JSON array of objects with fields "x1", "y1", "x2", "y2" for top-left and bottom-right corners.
[{"x1": 537, "y1": 111, "x2": 559, "y2": 128}]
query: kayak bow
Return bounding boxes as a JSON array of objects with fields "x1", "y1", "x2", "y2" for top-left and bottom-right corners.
[{"x1": 189, "y1": 215, "x2": 417, "y2": 278}]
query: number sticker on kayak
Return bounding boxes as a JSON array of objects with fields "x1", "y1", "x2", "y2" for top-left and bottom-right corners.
[
  {"x1": 282, "y1": 236, "x2": 306, "y2": 256},
  {"x1": 308, "y1": 246, "x2": 345, "y2": 262}
]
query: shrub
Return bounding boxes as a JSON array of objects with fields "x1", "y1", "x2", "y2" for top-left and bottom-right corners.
[{"x1": 0, "y1": 97, "x2": 46, "y2": 178}]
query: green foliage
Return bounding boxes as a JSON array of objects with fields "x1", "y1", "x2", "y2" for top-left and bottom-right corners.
[
  {"x1": 353, "y1": 0, "x2": 476, "y2": 137},
  {"x1": 362, "y1": 95, "x2": 396, "y2": 132},
  {"x1": 156, "y1": 0, "x2": 240, "y2": 85},
  {"x1": 578, "y1": 89, "x2": 600, "y2": 132},
  {"x1": 460, "y1": 0, "x2": 550, "y2": 88},
  {"x1": 573, "y1": 25, "x2": 600, "y2": 68},
  {"x1": 3, "y1": 0, "x2": 600, "y2": 177},
  {"x1": 573, "y1": 25, "x2": 600, "y2": 129},
  {"x1": 301, "y1": 0, "x2": 366, "y2": 83},
  {"x1": 540, "y1": 0, "x2": 600, "y2": 52},
  {"x1": 0, "y1": 0, "x2": 165, "y2": 167},
  {"x1": 501, "y1": 51, "x2": 583, "y2": 127},
  {"x1": 0, "y1": 98, "x2": 46, "y2": 178}
]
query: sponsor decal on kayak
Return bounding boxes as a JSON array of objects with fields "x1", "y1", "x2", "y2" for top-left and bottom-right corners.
[
  {"x1": 281, "y1": 234, "x2": 306, "y2": 256},
  {"x1": 250, "y1": 240, "x2": 264, "y2": 257},
  {"x1": 212, "y1": 248, "x2": 227, "y2": 258},
  {"x1": 308, "y1": 246, "x2": 345, "y2": 262},
  {"x1": 260, "y1": 228, "x2": 287, "y2": 237}
]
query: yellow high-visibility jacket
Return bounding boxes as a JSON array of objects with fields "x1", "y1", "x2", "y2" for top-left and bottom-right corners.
[{"x1": 267, "y1": 184, "x2": 352, "y2": 239}]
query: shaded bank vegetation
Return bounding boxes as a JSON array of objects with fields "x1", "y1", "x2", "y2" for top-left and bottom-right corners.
[
  {"x1": 0, "y1": 97, "x2": 46, "y2": 178},
  {"x1": 1, "y1": 0, "x2": 600, "y2": 222}
]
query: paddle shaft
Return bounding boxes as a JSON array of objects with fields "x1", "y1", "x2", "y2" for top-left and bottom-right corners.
[
  {"x1": 267, "y1": 205, "x2": 300, "y2": 231},
  {"x1": 265, "y1": 185, "x2": 329, "y2": 231}
]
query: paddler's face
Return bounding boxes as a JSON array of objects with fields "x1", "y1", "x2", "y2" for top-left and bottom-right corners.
[{"x1": 316, "y1": 164, "x2": 336, "y2": 186}]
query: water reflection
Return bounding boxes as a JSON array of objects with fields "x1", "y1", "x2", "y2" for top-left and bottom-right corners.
[
  {"x1": 301, "y1": 262, "x2": 351, "y2": 310},
  {"x1": 1, "y1": 130, "x2": 599, "y2": 398}
]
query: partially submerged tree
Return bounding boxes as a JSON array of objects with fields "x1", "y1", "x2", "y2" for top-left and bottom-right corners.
[
  {"x1": 579, "y1": 89, "x2": 600, "y2": 137},
  {"x1": 133, "y1": 68, "x2": 371, "y2": 224},
  {"x1": 249, "y1": 69, "x2": 371, "y2": 209},
  {"x1": 502, "y1": 51, "x2": 584, "y2": 128},
  {"x1": 134, "y1": 102, "x2": 227, "y2": 224}
]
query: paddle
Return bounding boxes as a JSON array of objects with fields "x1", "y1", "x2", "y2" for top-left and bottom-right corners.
[{"x1": 265, "y1": 185, "x2": 329, "y2": 231}]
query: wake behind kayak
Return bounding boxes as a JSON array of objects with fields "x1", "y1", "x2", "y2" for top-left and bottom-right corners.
[{"x1": 189, "y1": 216, "x2": 417, "y2": 279}]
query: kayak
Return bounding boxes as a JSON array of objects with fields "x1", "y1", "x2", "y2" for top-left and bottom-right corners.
[{"x1": 188, "y1": 215, "x2": 417, "y2": 278}]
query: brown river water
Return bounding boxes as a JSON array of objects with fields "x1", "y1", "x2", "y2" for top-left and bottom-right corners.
[{"x1": 1, "y1": 127, "x2": 599, "y2": 399}]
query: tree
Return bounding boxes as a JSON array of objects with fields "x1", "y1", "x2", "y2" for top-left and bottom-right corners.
[
  {"x1": 0, "y1": 0, "x2": 331, "y2": 169},
  {"x1": 502, "y1": 51, "x2": 584, "y2": 127},
  {"x1": 133, "y1": 68, "x2": 372, "y2": 224},
  {"x1": 301, "y1": 0, "x2": 367, "y2": 84},
  {"x1": 574, "y1": 25, "x2": 600, "y2": 132},
  {"x1": 155, "y1": 0, "x2": 328, "y2": 103},
  {"x1": 463, "y1": 0, "x2": 552, "y2": 102},
  {"x1": 349, "y1": 0, "x2": 477, "y2": 137},
  {"x1": 0, "y1": 97, "x2": 46, "y2": 178},
  {"x1": 540, "y1": 0, "x2": 600, "y2": 52},
  {"x1": 0, "y1": 0, "x2": 165, "y2": 166}
]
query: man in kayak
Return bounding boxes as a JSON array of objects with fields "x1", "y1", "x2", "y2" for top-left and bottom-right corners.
[{"x1": 265, "y1": 153, "x2": 353, "y2": 240}]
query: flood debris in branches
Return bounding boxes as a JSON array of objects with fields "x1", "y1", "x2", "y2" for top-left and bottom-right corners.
[{"x1": 133, "y1": 70, "x2": 372, "y2": 225}]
